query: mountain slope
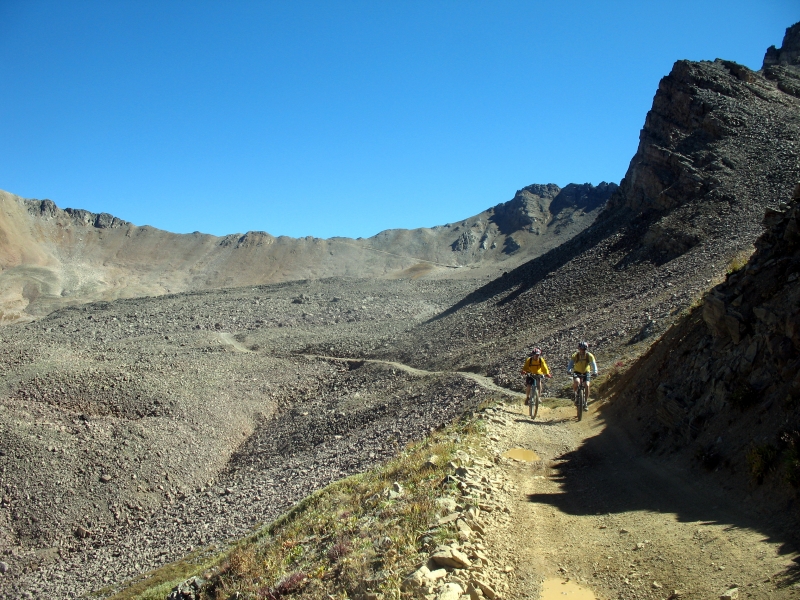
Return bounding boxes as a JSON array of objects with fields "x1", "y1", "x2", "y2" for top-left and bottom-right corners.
[
  {"x1": 371, "y1": 31, "x2": 800, "y2": 386},
  {"x1": 0, "y1": 182, "x2": 615, "y2": 322}
]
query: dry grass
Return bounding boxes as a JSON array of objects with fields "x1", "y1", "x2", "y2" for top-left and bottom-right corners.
[
  {"x1": 115, "y1": 410, "x2": 489, "y2": 600},
  {"x1": 727, "y1": 248, "x2": 754, "y2": 274}
]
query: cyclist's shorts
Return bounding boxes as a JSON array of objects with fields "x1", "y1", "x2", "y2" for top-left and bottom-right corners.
[
  {"x1": 573, "y1": 372, "x2": 591, "y2": 382},
  {"x1": 525, "y1": 375, "x2": 537, "y2": 386}
]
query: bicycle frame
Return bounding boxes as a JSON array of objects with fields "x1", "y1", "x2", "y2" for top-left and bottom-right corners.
[
  {"x1": 527, "y1": 374, "x2": 544, "y2": 419},
  {"x1": 572, "y1": 372, "x2": 590, "y2": 421}
]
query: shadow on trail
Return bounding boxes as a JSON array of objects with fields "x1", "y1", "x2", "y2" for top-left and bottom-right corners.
[
  {"x1": 513, "y1": 416, "x2": 574, "y2": 426},
  {"x1": 525, "y1": 413, "x2": 800, "y2": 578}
]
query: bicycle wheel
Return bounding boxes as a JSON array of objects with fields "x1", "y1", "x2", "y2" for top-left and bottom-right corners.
[
  {"x1": 530, "y1": 383, "x2": 540, "y2": 419},
  {"x1": 576, "y1": 386, "x2": 583, "y2": 421}
]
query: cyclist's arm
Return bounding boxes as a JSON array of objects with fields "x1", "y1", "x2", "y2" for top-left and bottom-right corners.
[
  {"x1": 567, "y1": 358, "x2": 574, "y2": 373},
  {"x1": 589, "y1": 353, "x2": 598, "y2": 374}
]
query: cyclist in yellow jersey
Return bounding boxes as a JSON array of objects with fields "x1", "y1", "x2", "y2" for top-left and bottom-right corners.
[
  {"x1": 520, "y1": 347, "x2": 552, "y2": 405},
  {"x1": 568, "y1": 341, "x2": 598, "y2": 406}
]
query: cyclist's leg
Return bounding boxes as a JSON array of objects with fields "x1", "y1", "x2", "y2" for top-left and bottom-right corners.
[{"x1": 585, "y1": 374, "x2": 591, "y2": 404}]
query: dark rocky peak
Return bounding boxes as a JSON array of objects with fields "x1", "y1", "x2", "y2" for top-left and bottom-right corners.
[
  {"x1": 488, "y1": 182, "x2": 616, "y2": 235},
  {"x1": 489, "y1": 183, "x2": 560, "y2": 234},
  {"x1": 763, "y1": 21, "x2": 800, "y2": 69},
  {"x1": 605, "y1": 33, "x2": 800, "y2": 224},
  {"x1": 549, "y1": 182, "x2": 618, "y2": 217},
  {"x1": 762, "y1": 22, "x2": 800, "y2": 100},
  {"x1": 518, "y1": 183, "x2": 561, "y2": 199}
]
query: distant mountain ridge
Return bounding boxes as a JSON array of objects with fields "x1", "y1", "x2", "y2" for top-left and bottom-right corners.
[{"x1": 0, "y1": 181, "x2": 616, "y2": 322}]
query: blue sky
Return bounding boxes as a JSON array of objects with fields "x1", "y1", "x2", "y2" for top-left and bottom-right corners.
[{"x1": 0, "y1": 1, "x2": 796, "y2": 238}]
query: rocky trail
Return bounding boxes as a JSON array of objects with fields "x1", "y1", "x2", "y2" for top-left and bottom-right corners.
[
  {"x1": 299, "y1": 354, "x2": 523, "y2": 400},
  {"x1": 448, "y1": 393, "x2": 800, "y2": 600}
]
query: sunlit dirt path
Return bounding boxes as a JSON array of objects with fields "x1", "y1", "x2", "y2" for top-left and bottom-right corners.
[{"x1": 485, "y1": 399, "x2": 800, "y2": 600}]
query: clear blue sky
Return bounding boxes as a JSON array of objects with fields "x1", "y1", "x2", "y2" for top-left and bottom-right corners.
[{"x1": 0, "y1": 1, "x2": 796, "y2": 239}]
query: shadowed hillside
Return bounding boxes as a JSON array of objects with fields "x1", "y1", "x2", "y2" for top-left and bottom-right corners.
[{"x1": 605, "y1": 183, "x2": 800, "y2": 514}]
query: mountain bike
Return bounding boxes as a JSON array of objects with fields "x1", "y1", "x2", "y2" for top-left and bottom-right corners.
[
  {"x1": 571, "y1": 372, "x2": 590, "y2": 421},
  {"x1": 525, "y1": 374, "x2": 544, "y2": 419}
]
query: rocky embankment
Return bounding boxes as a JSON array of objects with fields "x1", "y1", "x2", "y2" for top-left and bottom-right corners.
[{"x1": 607, "y1": 183, "x2": 800, "y2": 509}]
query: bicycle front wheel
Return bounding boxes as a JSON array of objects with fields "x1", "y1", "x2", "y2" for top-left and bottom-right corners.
[
  {"x1": 530, "y1": 385, "x2": 540, "y2": 419},
  {"x1": 576, "y1": 387, "x2": 584, "y2": 421}
]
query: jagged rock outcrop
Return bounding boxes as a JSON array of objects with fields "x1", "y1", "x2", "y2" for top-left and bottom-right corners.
[
  {"x1": 763, "y1": 22, "x2": 800, "y2": 100},
  {"x1": 763, "y1": 21, "x2": 800, "y2": 69},
  {"x1": 489, "y1": 183, "x2": 617, "y2": 237},
  {"x1": 489, "y1": 184, "x2": 560, "y2": 234}
]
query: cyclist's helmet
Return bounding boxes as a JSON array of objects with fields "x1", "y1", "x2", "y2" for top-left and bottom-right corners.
[
  {"x1": 531, "y1": 347, "x2": 542, "y2": 356},
  {"x1": 578, "y1": 341, "x2": 588, "y2": 351}
]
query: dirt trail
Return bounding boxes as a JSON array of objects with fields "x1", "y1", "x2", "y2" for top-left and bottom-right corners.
[
  {"x1": 217, "y1": 331, "x2": 253, "y2": 352},
  {"x1": 300, "y1": 353, "x2": 523, "y2": 400},
  {"x1": 480, "y1": 398, "x2": 800, "y2": 600}
]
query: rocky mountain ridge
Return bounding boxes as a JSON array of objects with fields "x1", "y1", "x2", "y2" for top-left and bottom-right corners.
[{"x1": 0, "y1": 181, "x2": 615, "y2": 323}]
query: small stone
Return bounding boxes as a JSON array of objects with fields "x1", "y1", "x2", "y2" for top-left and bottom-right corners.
[
  {"x1": 438, "y1": 513, "x2": 460, "y2": 526},
  {"x1": 0, "y1": 561, "x2": 8, "y2": 574},
  {"x1": 431, "y1": 546, "x2": 471, "y2": 569},
  {"x1": 436, "y1": 582, "x2": 463, "y2": 600},
  {"x1": 472, "y1": 578, "x2": 497, "y2": 599},
  {"x1": 436, "y1": 497, "x2": 458, "y2": 513},
  {"x1": 652, "y1": 581, "x2": 662, "y2": 589},
  {"x1": 466, "y1": 582, "x2": 483, "y2": 600},
  {"x1": 456, "y1": 519, "x2": 473, "y2": 535},
  {"x1": 720, "y1": 588, "x2": 739, "y2": 600},
  {"x1": 99, "y1": 474, "x2": 112, "y2": 483},
  {"x1": 402, "y1": 566, "x2": 430, "y2": 590}
]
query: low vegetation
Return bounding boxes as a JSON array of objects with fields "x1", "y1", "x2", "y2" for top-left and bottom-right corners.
[{"x1": 110, "y1": 411, "x2": 489, "y2": 600}]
